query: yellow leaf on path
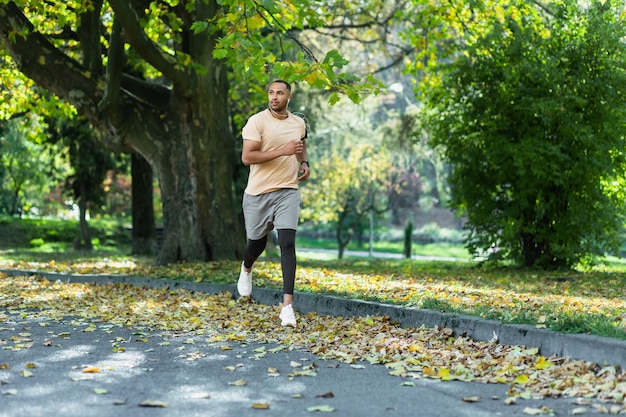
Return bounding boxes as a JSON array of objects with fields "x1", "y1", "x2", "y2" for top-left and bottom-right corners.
[
  {"x1": 570, "y1": 407, "x2": 587, "y2": 415},
  {"x1": 522, "y1": 408, "x2": 544, "y2": 415},
  {"x1": 438, "y1": 368, "x2": 452, "y2": 380},
  {"x1": 25, "y1": 362, "x2": 37, "y2": 368},
  {"x1": 514, "y1": 374, "x2": 529, "y2": 384},
  {"x1": 93, "y1": 388, "x2": 108, "y2": 395},
  {"x1": 504, "y1": 397, "x2": 517, "y2": 405},
  {"x1": 307, "y1": 405, "x2": 336, "y2": 412},
  {"x1": 267, "y1": 367, "x2": 279, "y2": 374},
  {"x1": 290, "y1": 361, "x2": 302, "y2": 368},
  {"x1": 535, "y1": 356, "x2": 553, "y2": 370},
  {"x1": 20, "y1": 370, "x2": 33, "y2": 378},
  {"x1": 388, "y1": 368, "x2": 407, "y2": 377},
  {"x1": 462, "y1": 396, "x2": 481, "y2": 402},
  {"x1": 522, "y1": 406, "x2": 553, "y2": 415},
  {"x1": 82, "y1": 367, "x2": 100, "y2": 373},
  {"x1": 138, "y1": 400, "x2": 169, "y2": 408},
  {"x1": 82, "y1": 324, "x2": 97, "y2": 332},
  {"x1": 0, "y1": 364, "x2": 9, "y2": 369},
  {"x1": 228, "y1": 379, "x2": 247, "y2": 386},
  {"x1": 252, "y1": 403, "x2": 270, "y2": 409}
]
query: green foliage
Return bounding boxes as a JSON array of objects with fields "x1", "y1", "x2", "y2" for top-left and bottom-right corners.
[
  {"x1": 212, "y1": 0, "x2": 384, "y2": 103},
  {"x1": 0, "y1": 216, "x2": 132, "y2": 250},
  {"x1": 29, "y1": 238, "x2": 44, "y2": 248},
  {"x1": 46, "y1": 115, "x2": 117, "y2": 213},
  {"x1": 0, "y1": 118, "x2": 50, "y2": 216},
  {"x1": 421, "y1": 0, "x2": 626, "y2": 269}
]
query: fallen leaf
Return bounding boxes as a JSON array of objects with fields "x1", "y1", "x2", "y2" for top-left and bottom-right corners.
[
  {"x1": 522, "y1": 406, "x2": 554, "y2": 415},
  {"x1": 401, "y1": 381, "x2": 416, "y2": 386},
  {"x1": 2, "y1": 389, "x2": 18, "y2": 395},
  {"x1": 93, "y1": 388, "x2": 109, "y2": 395},
  {"x1": 251, "y1": 403, "x2": 270, "y2": 409},
  {"x1": 113, "y1": 398, "x2": 128, "y2": 405},
  {"x1": 570, "y1": 407, "x2": 587, "y2": 415},
  {"x1": 307, "y1": 405, "x2": 336, "y2": 412},
  {"x1": 504, "y1": 397, "x2": 517, "y2": 405},
  {"x1": 20, "y1": 370, "x2": 33, "y2": 378},
  {"x1": 316, "y1": 392, "x2": 334, "y2": 398},
  {"x1": 228, "y1": 379, "x2": 247, "y2": 386},
  {"x1": 138, "y1": 400, "x2": 170, "y2": 408},
  {"x1": 188, "y1": 392, "x2": 211, "y2": 399},
  {"x1": 462, "y1": 396, "x2": 481, "y2": 402},
  {"x1": 25, "y1": 362, "x2": 37, "y2": 369},
  {"x1": 515, "y1": 374, "x2": 530, "y2": 385},
  {"x1": 82, "y1": 367, "x2": 100, "y2": 373}
]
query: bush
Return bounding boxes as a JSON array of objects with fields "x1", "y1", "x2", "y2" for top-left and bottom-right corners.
[{"x1": 29, "y1": 238, "x2": 45, "y2": 248}]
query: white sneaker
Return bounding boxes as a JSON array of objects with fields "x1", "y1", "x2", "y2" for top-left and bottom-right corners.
[
  {"x1": 237, "y1": 262, "x2": 252, "y2": 297},
  {"x1": 279, "y1": 304, "x2": 297, "y2": 327}
]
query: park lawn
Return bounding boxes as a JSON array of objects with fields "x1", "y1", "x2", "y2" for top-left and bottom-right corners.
[{"x1": 1, "y1": 247, "x2": 625, "y2": 340}]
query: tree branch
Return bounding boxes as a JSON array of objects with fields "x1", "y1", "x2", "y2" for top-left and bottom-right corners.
[
  {"x1": 0, "y1": 2, "x2": 101, "y2": 115},
  {"x1": 98, "y1": 16, "x2": 124, "y2": 117},
  {"x1": 108, "y1": 0, "x2": 189, "y2": 89},
  {"x1": 76, "y1": 0, "x2": 104, "y2": 74}
]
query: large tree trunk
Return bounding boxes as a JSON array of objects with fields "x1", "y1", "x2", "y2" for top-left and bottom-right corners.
[
  {"x1": 131, "y1": 152, "x2": 155, "y2": 255},
  {"x1": 75, "y1": 183, "x2": 93, "y2": 251}
]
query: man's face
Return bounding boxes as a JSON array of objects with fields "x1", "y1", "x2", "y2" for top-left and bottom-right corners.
[{"x1": 268, "y1": 82, "x2": 290, "y2": 111}]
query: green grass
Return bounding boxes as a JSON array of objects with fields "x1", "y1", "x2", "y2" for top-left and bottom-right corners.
[{"x1": 296, "y1": 236, "x2": 471, "y2": 259}]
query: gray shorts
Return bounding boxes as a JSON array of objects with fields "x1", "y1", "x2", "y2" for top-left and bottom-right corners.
[{"x1": 243, "y1": 188, "x2": 301, "y2": 240}]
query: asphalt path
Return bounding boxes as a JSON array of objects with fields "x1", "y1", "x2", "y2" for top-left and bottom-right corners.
[{"x1": 0, "y1": 295, "x2": 601, "y2": 417}]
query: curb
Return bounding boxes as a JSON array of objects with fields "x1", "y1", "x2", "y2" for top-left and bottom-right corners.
[{"x1": 3, "y1": 268, "x2": 626, "y2": 370}]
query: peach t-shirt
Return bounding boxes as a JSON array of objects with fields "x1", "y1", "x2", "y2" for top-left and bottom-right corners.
[{"x1": 242, "y1": 109, "x2": 306, "y2": 195}]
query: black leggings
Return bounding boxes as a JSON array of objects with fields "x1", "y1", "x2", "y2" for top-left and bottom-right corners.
[{"x1": 243, "y1": 229, "x2": 296, "y2": 295}]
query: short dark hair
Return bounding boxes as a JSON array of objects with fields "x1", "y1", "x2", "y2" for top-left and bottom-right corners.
[{"x1": 270, "y1": 79, "x2": 291, "y2": 92}]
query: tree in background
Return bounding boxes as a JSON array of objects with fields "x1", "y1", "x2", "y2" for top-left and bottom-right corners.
[
  {"x1": 0, "y1": 117, "x2": 48, "y2": 216},
  {"x1": 46, "y1": 115, "x2": 118, "y2": 249},
  {"x1": 301, "y1": 96, "x2": 393, "y2": 258},
  {"x1": 420, "y1": 1, "x2": 626, "y2": 268},
  {"x1": 302, "y1": 142, "x2": 392, "y2": 259}
]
